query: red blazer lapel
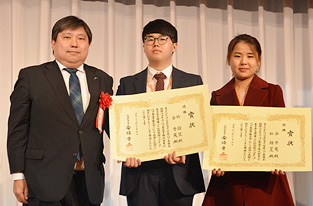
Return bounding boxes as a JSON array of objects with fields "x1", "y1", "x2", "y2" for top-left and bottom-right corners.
[
  {"x1": 244, "y1": 75, "x2": 269, "y2": 106},
  {"x1": 214, "y1": 75, "x2": 269, "y2": 106},
  {"x1": 215, "y1": 78, "x2": 240, "y2": 106}
]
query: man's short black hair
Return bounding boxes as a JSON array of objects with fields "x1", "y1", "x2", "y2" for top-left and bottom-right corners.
[
  {"x1": 142, "y1": 19, "x2": 177, "y2": 43},
  {"x1": 52, "y1": 15, "x2": 92, "y2": 44}
]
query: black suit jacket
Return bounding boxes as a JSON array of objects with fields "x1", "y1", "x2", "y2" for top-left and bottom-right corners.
[
  {"x1": 117, "y1": 67, "x2": 205, "y2": 196},
  {"x1": 7, "y1": 61, "x2": 113, "y2": 204}
]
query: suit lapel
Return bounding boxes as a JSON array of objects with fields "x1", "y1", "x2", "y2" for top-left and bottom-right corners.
[
  {"x1": 44, "y1": 61, "x2": 79, "y2": 125},
  {"x1": 134, "y1": 68, "x2": 148, "y2": 93},
  {"x1": 171, "y1": 67, "x2": 184, "y2": 89},
  {"x1": 81, "y1": 65, "x2": 99, "y2": 127}
]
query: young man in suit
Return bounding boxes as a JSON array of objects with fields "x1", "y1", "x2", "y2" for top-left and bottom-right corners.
[
  {"x1": 7, "y1": 16, "x2": 113, "y2": 206},
  {"x1": 117, "y1": 19, "x2": 205, "y2": 206}
]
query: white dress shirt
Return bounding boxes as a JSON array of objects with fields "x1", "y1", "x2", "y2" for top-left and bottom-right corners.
[{"x1": 146, "y1": 64, "x2": 173, "y2": 93}]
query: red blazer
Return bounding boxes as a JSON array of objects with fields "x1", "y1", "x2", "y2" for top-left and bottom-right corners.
[{"x1": 203, "y1": 75, "x2": 294, "y2": 206}]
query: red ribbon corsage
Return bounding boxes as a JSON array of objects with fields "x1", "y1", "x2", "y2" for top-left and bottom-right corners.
[{"x1": 96, "y1": 92, "x2": 113, "y2": 134}]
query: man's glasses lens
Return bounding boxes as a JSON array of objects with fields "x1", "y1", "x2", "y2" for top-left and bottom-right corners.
[{"x1": 145, "y1": 36, "x2": 168, "y2": 45}]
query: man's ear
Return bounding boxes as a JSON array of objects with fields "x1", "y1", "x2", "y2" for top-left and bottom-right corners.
[
  {"x1": 51, "y1": 40, "x2": 56, "y2": 55},
  {"x1": 172, "y1": 43, "x2": 178, "y2": 53},
  {"x1": 51, "y1": 40, "x2": 56, "y2": 50}
]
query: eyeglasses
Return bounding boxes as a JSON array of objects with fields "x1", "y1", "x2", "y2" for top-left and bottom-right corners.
[{"x1": 144, "y1": 36, "x2": 169, "y2": 45}]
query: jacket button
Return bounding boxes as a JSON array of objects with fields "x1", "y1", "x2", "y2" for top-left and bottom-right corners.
[{"x1": 79, "y1": 130, "x2": 83, "y2": 135}]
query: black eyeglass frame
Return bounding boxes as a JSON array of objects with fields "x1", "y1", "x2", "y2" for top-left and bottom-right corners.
[{"x1": 144, "y1": 35, "x2": 169, "y2": 45}]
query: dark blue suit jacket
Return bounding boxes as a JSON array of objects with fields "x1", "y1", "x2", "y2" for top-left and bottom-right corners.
[{"x1": 117, "y1": 67, "x2": 206, "y2": 196}]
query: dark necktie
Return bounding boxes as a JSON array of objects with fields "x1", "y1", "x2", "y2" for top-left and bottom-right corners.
[
  {"x1": 64, "y1": 68, "x2": 84, "y2": 125},
  {"x1": 154, "y1": 72, "x2": 166, "y2": 91},
  {"x1": 64, "y1": 68, "x2": 84, "y2": 160}
]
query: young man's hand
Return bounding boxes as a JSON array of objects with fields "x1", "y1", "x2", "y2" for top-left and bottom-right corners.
[
  {"x1": 118, "y1": 157, "x2": 142, "y2": 168},
  {"x1": 164, "y1": 151, "x2": 186, "y2": 164}
]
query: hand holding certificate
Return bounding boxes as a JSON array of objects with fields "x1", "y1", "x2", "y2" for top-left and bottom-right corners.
[
  {"x1": 109, "y1": 85, "x2": 212, "y2": 162},
  {"x1": 203, "y1": 106, "x2": 312, "y2": 171}
]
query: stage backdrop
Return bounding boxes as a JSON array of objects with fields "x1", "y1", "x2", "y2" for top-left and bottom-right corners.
[{"x1": 0, "y1": 0, "x2": 312, "y2": 205}]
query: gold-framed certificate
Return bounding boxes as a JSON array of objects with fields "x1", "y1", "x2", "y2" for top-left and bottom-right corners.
[
  {"x1": 203, "y1": 106, "x2": 312, "y2": 171},
  {"x1": 109, "y1": 85, "x2": 212, "y2": 162}
]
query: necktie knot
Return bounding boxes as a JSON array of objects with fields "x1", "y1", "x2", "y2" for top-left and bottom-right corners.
[
  {"x1": 154, "y1": 72, "x2": 166, "y2": 80},
  {"x1": 154, "y1": 72, "x2": 166, "y2": 91},
  {"x1": 64, "y1": 68, "x2": 78, "y2": 75}
]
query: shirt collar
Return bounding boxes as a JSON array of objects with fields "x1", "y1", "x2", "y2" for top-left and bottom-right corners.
[
  {"x1": 148, "y1": 64, "x2": 172, "y2": 80},
  {"x1": 56, "y1": 60, "x2": 85, "y2": 73}
]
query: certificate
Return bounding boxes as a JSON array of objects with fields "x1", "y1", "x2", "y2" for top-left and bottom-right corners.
[
  {"x1": 109, "y1": 85, "x2": 212, "y2": 162},
  {"x1": 203, "y1": 106, "x2": 312, "y2": 171}
]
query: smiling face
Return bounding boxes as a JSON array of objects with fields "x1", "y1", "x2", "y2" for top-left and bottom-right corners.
[
  {"x1": 52, "y1": 26, "x2": 90, "y2": 69},
  {"x1": 228, "y1": 41, "x2": 261, "y2": 82},
  {"x1": 143, "y1": 33, "x2": 177, "y2": 71}
]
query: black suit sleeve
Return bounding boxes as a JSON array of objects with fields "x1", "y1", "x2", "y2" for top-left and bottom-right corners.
[
  {"x1": 7, "y1": 69, "x2": 31, "y2": 173},
  {"x1": 197, "y1": 75, "x2": 203, "y2": 85}
]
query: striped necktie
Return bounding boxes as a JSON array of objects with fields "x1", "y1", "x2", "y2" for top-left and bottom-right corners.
[
  {"x1": 64, "y1": 68, "x2": 84, "y2": 125},
  {"x1": 64, "y1": 68, "x2": 84, "y2": 160}
]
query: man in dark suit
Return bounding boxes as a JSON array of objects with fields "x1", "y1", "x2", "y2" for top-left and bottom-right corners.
[
  {"x1": 7, "y1": 16, "x2": 113, "y2": 206},
  {"x1": 117, "y1": 19, "x2": 205, "y2": 206}
]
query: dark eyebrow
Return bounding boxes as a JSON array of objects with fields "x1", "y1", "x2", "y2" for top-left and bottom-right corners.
[
  {"x1": 61, "y1": 32, "x2": 72, "y2": 35},
  {"x1": 61, "y1": 32, "x2": 86, "y2": 37},
  {"x1": 233, "y1": 51, "x2": 255, "y2": 55},
  {"x1": 146, "y1": 35, "x2": 165, "y2": 38}
]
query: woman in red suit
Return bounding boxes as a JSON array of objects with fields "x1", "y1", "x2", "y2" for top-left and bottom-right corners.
[{"x1": 202, "y1": 34, "x2": 295, "y2": 206}]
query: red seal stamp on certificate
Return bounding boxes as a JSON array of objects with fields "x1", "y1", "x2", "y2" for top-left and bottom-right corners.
[{"x1": 219, "y1": 153, "x2": 227, "y2": 161}]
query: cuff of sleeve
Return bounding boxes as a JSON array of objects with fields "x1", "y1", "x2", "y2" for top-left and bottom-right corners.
[{"x1": 12, "y1": 173, "x2": 25, "y2": 181}]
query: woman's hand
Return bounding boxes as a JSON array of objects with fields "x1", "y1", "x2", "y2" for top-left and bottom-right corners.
[
  {"x1": 270, "y1": 169, "x2": 285, "y2": 175},
  {"x1": 212, "y1": 168, "x2": 225, "y2": 177}
]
